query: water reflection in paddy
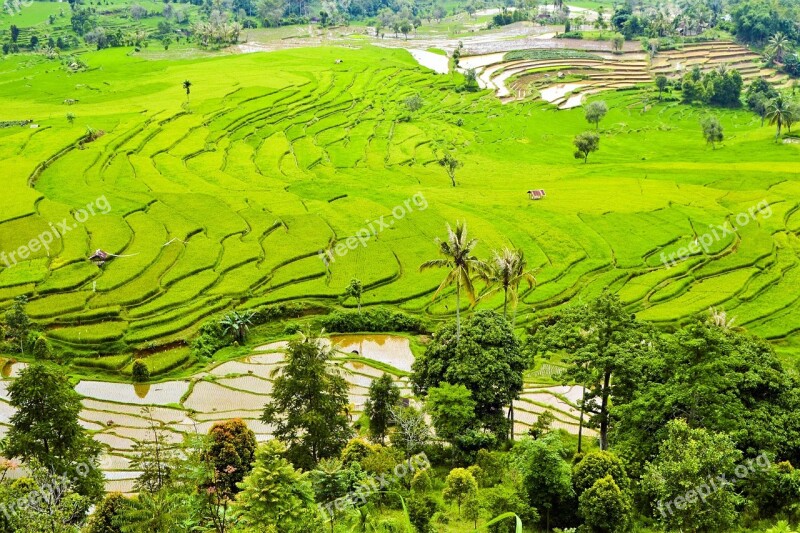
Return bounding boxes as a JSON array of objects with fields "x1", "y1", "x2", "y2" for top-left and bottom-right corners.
[{"x1": 331, "y1": 334, "x2": 415, "y2": 372}]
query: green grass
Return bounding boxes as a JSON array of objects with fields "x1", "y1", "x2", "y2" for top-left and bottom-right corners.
[{"x1": 0, "y1": 43, "x2": 798, "y2": 362}]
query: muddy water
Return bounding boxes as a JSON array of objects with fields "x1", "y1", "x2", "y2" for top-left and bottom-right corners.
[
  {"x1": 75, "y1": 380, "x2": 189, "y2": 405},
  {"x1": 331, "y1": 334, "x2": 415, "y2": 372}
]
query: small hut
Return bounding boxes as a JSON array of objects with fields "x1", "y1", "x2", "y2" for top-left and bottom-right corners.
[
  {"x1": 89, "y1": 249, "x2": 110, "y2": 266},
  {"x1": 528, "y1": 189, "x2": 546, "y2": 200}
]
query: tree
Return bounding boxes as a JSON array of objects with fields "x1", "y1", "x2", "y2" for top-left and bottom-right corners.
[
  {"x1": 10, "y1": 25, "x2": 19, "y2": 42},
  {"x1": 584, "y1": 101, "x2": 608, "y2": 130},
  {"x1": 412, "y1": 311, "x2": 526, "y2": 439},
  {"x1": 464, "y1": 68, "x2": 478, "y2": 90},
  {"x1": 573, "y1": 131, "x2": 600, "y2": 163},
  {"x1": 766, "y1": 32, "x2": 792, "y2": 63},
  {"x1": 234, "y1": 440, "x2": 321, "y2": 531},
  {"x1": 512, "y1": 434, "x2": 574, "y2": 532},
  {"x1": 66, "y1": 112, "x2": 76, "y2": 125},
  {"x1": 611, "y1": 32, "x2": 624, "y2": 52},
  {"x1": 182, "y1": 79, "x2": 192, "y2": 101},
  {"x1": 32, "y1": 335, "x2": 52, "y2": 360},
  {"x1": 701, "y1": 115, "x2": 724, "y2": 149},
  {"x1": 220, "y1": 310, "x2": 254, "y2": 344},
  {"x1": 85, "y1": 492, "x2": 130, "y2": 533},
  {"x1": 261, "y1": 334, "x2": 352, "y2": 469},
  {"x1": 310, "y1": 458, "x2": 356, "y2": 532},
  {"x1": 438, "y1": 151, "x2": 461, "y2": 187},
  {"x1": 655, "y1": 75, "x2": 668, "y2": 100},
  {"x1": 0, "y1": 458, "x2": 91, "y2": 532},
  {"x1": 344, "y1": 278, "x2": 363, "y2": 314},
  {"x1": 400, "y1": 20, "x2": 412, "y2": 39},
  {"x1": 389, "y1": 406, "x2": 430, "y2": 455},
  {"x1": 528, "y1": 291, "x2": 650, "y2": 450},
  {"x1": 364, "y1": 374, "x2": 401, "y2": 444},
  {"x1": 130, "y1": 407, "x2": 175, "y2": 494},
  {"x1": 484, "y1": 247, "x2": 536, "y2": 323},
  {"x1": 641, "y1": 419, "x2": 741, "y2": 532},
  {"x1": 2, "y1": 363, "x2": 103, "y2": 500},
  {"x1": 578, "y1": 475, "x2": 632, "y2": 533},
  {"x1": 572, "y1": 451, "x2": 630, "y2": 497},
  {"x1": 767, "y1": 95, "x2": 792, "y2": 141},
  {"x1": 206, "y1": 418, "x2": 256, "y2": 497},
  {"x1": 420, "y1": 221, "x2": 487, "y2": 341},
  {"x1": 426, "y1": 382, "x2": 477, "y2": 445},
  {"x1": 442, "y1": 468, "x2": 478, "y2": 517},
  {"x1": 131, "y1": 360, "x2": 150, "y2": 382},
  {"x1": 613, "y1": 319, "x2": 800, "y2": 471},
  {"x1": 5, "y1": 295, "x2": 31, "y2": 354}
]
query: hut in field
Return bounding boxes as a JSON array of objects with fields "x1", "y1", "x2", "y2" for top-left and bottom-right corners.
[{"x1": 528, "y1": 189, "x2": 546, "y2": 200}]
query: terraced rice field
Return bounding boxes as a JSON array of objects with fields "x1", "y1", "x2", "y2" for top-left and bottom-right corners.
[
  {"x1": 465, "y1": 41, "x2": 788, "y2": 107},
  {"x1": 652, "y1": 41, "x2": 791, "y2": 87},
  {"x1": 1, "y1": 43, "x2": 800, "y2": 365},
  {"x1": 0, "y1": 335, "x2": 585, "y2": 491}
]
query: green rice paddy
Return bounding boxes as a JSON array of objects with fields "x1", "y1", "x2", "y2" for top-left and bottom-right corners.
[{"x1": 1, "y1": 43, "x2": 799, "y2": 365}]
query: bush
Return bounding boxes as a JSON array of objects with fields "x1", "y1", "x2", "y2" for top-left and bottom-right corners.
[
  {"x1": 411, "y1": 469, "x2": 432, "y2": 492},
  {"x1": 557, "y1": 31, "x2": 584, "y2": 39},
  {"x1": 84, "y1": 492, "x2": 130, "y2": 533},
  {"x1": 131, "y1": 360, "x2": 150, "y2": 383},
  {"x1": 320, "y1": 308, "x2": 426, "y2": 334},
  {"x1": 407, "y1": 493, "x2": 442, "y2": 533},
  {"x1": 32, "y1": 335, "x2": 52, "y2": 360}
]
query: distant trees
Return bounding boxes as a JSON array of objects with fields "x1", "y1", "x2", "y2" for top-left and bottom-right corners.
[
  {"x1": 420, "y1": 221, "x2": 487, "y2": 340},
  {"x1": 483, "y1": 247, "x2": 536, "y2": 324},
  {"x1": 2, "y1": 364, "x2": 104, "y2": 500},
  {"x1": 437, "y1": 151, "x2": 461, "y2": 187},
  {"x1": 655, "y1": 75, "x2": 668, "y2": 100},
  {"x1": 131, "y1": 360, "x2": 150, "y2": 382},
  {"x1": 701, "y1": 115, "x2": 724, "y2": 149},
  {"x1": 404, "y1": 94, "x2": 423, "y2": 115},
  {"x1": 442, "y1": 468, "x2": 478, "y2": 516},
  {"x1": 512, "y1": 433, "x2": 574, "y2": 532},
  {"x1": 573, "y1": 131, "x2": 600, "y2": 163},
  {"x1": 529, "y1": 291, "x2": 651, "y2": 450},
  {"x1": 680, "y1": 66, "x2": 743, "y2": 107},
  {"x1": 261, "y1": 335, "x2": 352, "y2": 469},
  {"x1": 584, "y1": 101, "x2": 608, "y2": 130},
  {"x1": 344, "y1": 278, "x2": 363, "y2": 313},
  {"x1": 364, "y1": 373, "x2": 401, "y2": 444},
  {"x1": 642, "y1": 419, "x2": 741, "y2": 532},
  {"x1": 412, "y1": 310, "x2": 526, "y2": 440},
  {"x1": 234, "y1": 440, "x2": 321, "y2": 531}
]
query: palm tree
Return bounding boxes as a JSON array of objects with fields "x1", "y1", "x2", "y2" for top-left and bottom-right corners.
[
  {"x1": 766, "y1": 32, "x2": 792, "y2": 63},
  {"x1": 220, "y1": 310, "x2": 254, "y2": 344},
  {"x1": 483, "y1": 248, "x2": 536, "y2": 324},
  {"x1": 420, "y1": 221, "x2": 488, "y2": 341},
  {"x1": 182, "y1": 80, "x2": 192, "y2": 102},
  {"x1": 766, "y1": 95, "x2": 791, "y2": 141}
]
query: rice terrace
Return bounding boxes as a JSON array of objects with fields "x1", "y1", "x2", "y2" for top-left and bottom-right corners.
[{"x1": 0, "y1": 0, "x2": 800, "y2": 530}]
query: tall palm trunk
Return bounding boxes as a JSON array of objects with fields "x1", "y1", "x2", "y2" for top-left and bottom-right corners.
[
  {"x1": 502, "y1": 286, "x2": 509, "y2": 318},
  {"x1": 456, "y1": 277, "x2": 461, "y2": 342}
]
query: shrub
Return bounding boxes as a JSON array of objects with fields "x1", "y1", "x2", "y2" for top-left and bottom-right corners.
[
  {"x1": 131, "y1": 360, "x2": 150, "y2": 383},
  {"x1": 320, "y1": 308, "x2": 426, "y2": 333},
  {"x1": 411, "y1": 469, "x2": 432, "y2": 492},
  {"x1": 32, "y1": 336, "x2": 52, "y2": 360},
  {"x1": 84, "y1": 492, "x2": 130, "y2": 533}
]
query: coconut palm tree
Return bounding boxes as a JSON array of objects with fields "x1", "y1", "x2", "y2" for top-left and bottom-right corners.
[
  {"x1": 483, "y1": 248, "x2": 536, "y2": 324},
  {"x1": 420, "y1": 221, "x2": 488, "y2": 341},
  {"x1": 766, "y1": 32, "x2": 792, "y2": 63},
  {"x1": 182, "y1": 79, "x2": 192, "y2": 102},
  {"x1": 766, "y1": 95, "x2": 792, "y2": 141}
]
